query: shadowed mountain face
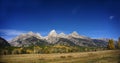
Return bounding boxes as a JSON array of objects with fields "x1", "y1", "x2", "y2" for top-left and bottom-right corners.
[
  {"x1": 10, "y1": 36, "x2": 48, "y2": 47},
  {"x1": 55, "y1": 38, "x2": 77, "y2": 46},
  {"x1": 0, "y1": 37, "x2": 10, "y2": 48},
  {"x1": 92, "y1": 39, "x2": 108, "y2": 47},
  {"x1": 9, "y1": 30, "x2": 108, "y2": 47}
]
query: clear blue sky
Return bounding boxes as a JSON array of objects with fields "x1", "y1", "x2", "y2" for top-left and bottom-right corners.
[{"x1": 0, "y1": 0, "x2": 120, "y2": 40}]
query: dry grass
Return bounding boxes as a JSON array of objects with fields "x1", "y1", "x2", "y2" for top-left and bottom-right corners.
[{"x1": 0, "y1": 50, "x2": 120, "y2": 63}]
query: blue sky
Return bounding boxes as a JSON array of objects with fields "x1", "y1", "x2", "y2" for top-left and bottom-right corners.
[{"x1": 0, "y1": 0, "x2": 120, "y2": 40}]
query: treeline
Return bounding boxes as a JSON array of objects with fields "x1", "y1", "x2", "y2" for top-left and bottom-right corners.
[
  {"x1": 107, "y1": 37, "x2": 120, "y2": 49},
  {"x1": 0, "y1": 45, "x2": 106, "y2": 55}
]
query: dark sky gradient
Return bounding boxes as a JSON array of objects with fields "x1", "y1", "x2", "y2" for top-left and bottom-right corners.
[{"x1": 0, "y1": 0, "x2": 120, "y2": 40}]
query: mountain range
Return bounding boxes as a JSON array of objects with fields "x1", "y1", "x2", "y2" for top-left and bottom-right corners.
[{"x1": 9, "y1": 30, "x2": 109, "y2": 47}]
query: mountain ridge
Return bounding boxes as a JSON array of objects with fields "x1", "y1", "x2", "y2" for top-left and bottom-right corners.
[{"x1": 9, "y1": 30, "x2": 109, "y2": 47}]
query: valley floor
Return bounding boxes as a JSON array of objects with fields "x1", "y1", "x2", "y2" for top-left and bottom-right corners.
[{"x1": 0, "y1": 50, "x2": 120, "y2": 63}]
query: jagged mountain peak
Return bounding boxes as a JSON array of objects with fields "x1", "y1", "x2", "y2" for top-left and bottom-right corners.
[
  {"x1": 48, "y1": 29, "x2": 58, "y2": 37},
  {"x1": 11, "y1": 31, "x2": 42, "y2": 42},
  {"x1": 69, "y1": 31, "x2": 88, "y2": 39},
  {"x1": 59, "y1": 32, "x2": 65, "y2": 35},
  {"x1": 51, "y1": 29, "x2": 56, "y2": 32},
  {"x1": 58, "y1": 32, "x2": 67, "y2": 38},
  {"x1": 27, "y1": 31, "x2": 42, "y2": 37},
  {"x1": 71, "y1": 31, "x2": 79, "y2": 36},
  {"x1": 69, "y1": 31, "x2": 80, "y2": 38},
  {"x1": 27, "y1": 31, "x2": 34, "y2": 35},
  {"x1": 36, "y1": 32, "x2": 41, "y2": 37}
]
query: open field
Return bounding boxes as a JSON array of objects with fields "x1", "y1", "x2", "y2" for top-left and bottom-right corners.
[{"x1": 0, "y1": 50, "x2": 120, "y2": 63}]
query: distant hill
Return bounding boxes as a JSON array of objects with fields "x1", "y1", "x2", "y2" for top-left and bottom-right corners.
[
  {"x1": 0, "y1": 37, "x2": 10, "y2": 48},
  {"x1": 9, "y1": 30, "x2": 108, "y2": 47}
]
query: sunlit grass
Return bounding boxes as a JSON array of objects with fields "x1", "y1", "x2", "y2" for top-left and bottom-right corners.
[{"x1": 0, "y1": 50, "x2": 120, "y2": 63}]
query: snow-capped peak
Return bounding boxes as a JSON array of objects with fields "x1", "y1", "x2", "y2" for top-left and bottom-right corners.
[
  {"x1": 59, "y1": 32, "x2": 65, "y2": 35},
  {"x1": 69, "y1": 31, "x2": 86, "y2": 39},
  {"x1": 70, "y1": 31, "x2": 79, "y2": 37},
  {"x1": 27, "y1": 31, "x2": 34, "y2": 35},
  {"x1": 36, "y1": 32, "x2": 41, "y2": 37},
  {"x1": 58, "y1": 32, "x2": 67, "y2": 37},
  {"x1": 48, "y1": 29, "x2": 57, "y2": 37},
  {"x1": 35, "y1": 32, "x2": 42, "y2": 39},
  {"x1": 13, "y1": 31, "x2": 42, "y2": 41},
  {"x1": 27, "y1": 31, "x2": 41, "y2": 37}
]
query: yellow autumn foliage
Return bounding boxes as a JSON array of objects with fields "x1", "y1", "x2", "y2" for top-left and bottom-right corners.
[{"x1": 107, "y1": 39, "x2": 115, "y2": 49}]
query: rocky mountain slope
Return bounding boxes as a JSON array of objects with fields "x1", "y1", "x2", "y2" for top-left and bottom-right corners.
[
  {"x1": 9, "y1": 30, "x2": 108, "y2": 47},
  {"x1": 0, "y1": 37, "x2": 10, "y2": 48}
]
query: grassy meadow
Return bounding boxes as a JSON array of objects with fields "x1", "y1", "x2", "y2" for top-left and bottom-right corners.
[{"x1": 0, "y1": 50, "x2": 120, "y2": 63}]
